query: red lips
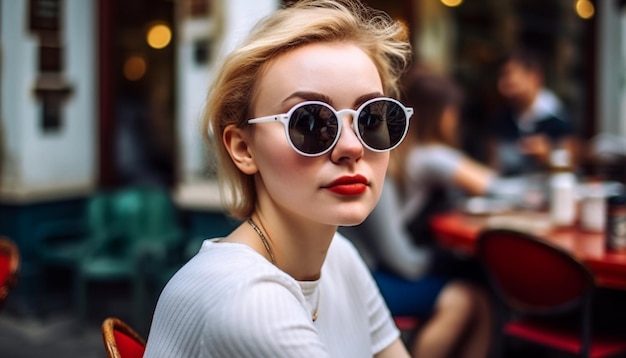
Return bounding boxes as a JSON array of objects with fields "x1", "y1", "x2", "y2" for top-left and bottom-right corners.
[{"x1": 325, "y1": 175, "x2": 368, "y2": 195}]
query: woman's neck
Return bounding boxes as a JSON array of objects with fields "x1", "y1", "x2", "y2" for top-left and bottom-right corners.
[{"x1": 251, "y1": 211, "x2": 336, "y2": 281}]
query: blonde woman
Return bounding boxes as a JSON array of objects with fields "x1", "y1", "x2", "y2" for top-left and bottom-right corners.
[{"x1": 144, "y1": 1, "x2": 414, "y2": 356}]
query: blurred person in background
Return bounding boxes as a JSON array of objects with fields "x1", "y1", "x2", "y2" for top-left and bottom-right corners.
[
  {"x1": 490, "y1": 47, "x2": 577, "y2": 176},
  {"x1": 342, "y1": 66, "x2": 502, "y2": 358},
  {"x1": 395, "y1": 65, "x2": 521, "y2": 244}
]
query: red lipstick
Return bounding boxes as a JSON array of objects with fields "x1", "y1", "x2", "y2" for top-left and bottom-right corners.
[{"x1": 325, "y1": 175, "x2": 368, "y2": 195}]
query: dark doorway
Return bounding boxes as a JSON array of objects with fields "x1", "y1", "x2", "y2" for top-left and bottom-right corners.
[{"x1": 98, "y1": 0, "x2": 176, "y2": 189}]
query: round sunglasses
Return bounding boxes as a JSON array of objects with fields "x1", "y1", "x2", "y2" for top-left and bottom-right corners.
[{"x1": 247, "y1": 97, "x2": 413, "y2": 156}]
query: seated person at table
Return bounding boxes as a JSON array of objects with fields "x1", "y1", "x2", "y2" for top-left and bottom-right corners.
[
  {"x1": 342, "y1": 67, "x2": 498, "y2": 358},
  {"x1": 341, "y1": 178, "x2": 493, "y2": 358},
  {"x1": 397, "y1": 66, "x2": 516, "y2": 243},
  {"x1": 489, "y1": 47, "x2": 577, "y2": 176}
]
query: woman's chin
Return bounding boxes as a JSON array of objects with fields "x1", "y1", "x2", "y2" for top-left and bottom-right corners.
[
  {"x1": 330, "y1": 212, "x2": 371, "y2": 227},
  {"x1": 317, "y1": 201, "x2": 376, "y2": 227}
]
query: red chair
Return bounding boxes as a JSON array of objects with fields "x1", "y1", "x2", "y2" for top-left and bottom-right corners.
[
  {"x1": 394, "y1": 315, "x2": 420, "y2": 345},
  {"x1": 394, "y1": 315, "x2": 419, "y2": 332},
  {"x1": 477, "y1": 228, "x2": 626, "y2": 358},
  {"x1": 102, "y1": 317, "x2": 146, "y2": 358},
  {"x1": 0, "y1": 237, "x2": 20, "y2": 312}
]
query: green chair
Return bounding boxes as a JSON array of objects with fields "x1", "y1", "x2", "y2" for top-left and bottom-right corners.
[
  {"x1": 131, "y1": 187, "x2": 187, "y2": 326},
  {"x1": 35, "y1": 191, "x2": 117, "y2": 312},
  {"x1": 133, "y1": 187, "x2": 185, "y2": 260},
  {"x1": 36, "y1": 192, "x2": 114, "y2": 269},
  {"x1": 75, "y1": 186, "x2": 185, "y2": 327}
]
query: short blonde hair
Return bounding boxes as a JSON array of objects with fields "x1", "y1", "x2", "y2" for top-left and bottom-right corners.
[{"x1": 202, "y1": 0, "x2": 412, "y2": 219}]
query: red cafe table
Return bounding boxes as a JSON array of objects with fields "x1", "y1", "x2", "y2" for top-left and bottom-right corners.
[{"x1": 430, "y1": 211, "x2": 626, "y2": 290}]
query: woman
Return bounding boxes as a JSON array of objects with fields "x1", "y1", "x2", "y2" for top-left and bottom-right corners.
[
  {"x1": 343, "y1": 67, "x2": 494, "y2": 358},
  {"x1": 144, "y1": 1, "x2": 413, "y2": 356},
  {"x1": 396, "y1": 66, "x2": 510, "y2": 241}
]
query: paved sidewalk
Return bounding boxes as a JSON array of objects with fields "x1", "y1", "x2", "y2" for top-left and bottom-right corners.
[
  {"x1": 0, "y1": 283, "x2": 149, "y2": 358},
  {"x1": 0, "y1": 312, "x2": 103, "y2": 358}
]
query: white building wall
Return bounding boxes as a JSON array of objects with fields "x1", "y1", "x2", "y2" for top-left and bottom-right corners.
[
  {"x1": 621, "y1": 9, "x2": 626, "y2": 137},
  {"x1": 1, "y1": 0, "x2": 96, "y2": 201},
  {"x1": 176, "y1": 16, "x2": 214, "y2": 183},
  {"x1": 597, "y1": 0, "x2": 626, "y2": 137},
  {"x1": 176, "y1": 0, "x2": 279, "y2": 184},
  {"x1": 1, "y1": 0, "x2": 37, "y2": 193}
]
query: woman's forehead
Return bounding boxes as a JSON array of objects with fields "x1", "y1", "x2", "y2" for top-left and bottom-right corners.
[{"x1": 253, "y1": 42, "x2": 383, "y2": 111}]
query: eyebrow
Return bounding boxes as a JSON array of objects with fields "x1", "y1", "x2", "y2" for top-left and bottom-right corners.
[{"x1": 283, "y1": 91, "x2": 385, "y2": 109}]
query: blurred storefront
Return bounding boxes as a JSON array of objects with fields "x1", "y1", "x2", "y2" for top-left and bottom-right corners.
[{"x1": 0, "y1": 0, "x2": 624, "y2": 313}]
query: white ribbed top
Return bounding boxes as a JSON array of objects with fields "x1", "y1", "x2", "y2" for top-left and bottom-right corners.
[{"x1": 143, "y1": 233, "x2": 399, "y2": 357}]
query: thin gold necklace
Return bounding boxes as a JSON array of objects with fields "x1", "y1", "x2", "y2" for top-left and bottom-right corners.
[
  {"x1": 312, "y1": 287, "x2": 320, "y2": 322},
  {"x1": 247, "y1": 218, "x2": 276, "y2": 265},
  {"x1": 246, "y1": 218, "x2": 320, "y2": 322}
]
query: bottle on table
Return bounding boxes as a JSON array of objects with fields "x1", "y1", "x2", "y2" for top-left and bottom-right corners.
[
  {"x1": 580, "y1": 180, "x2": 606, "y2": 232},
  {"x1": 606, "y1": 192, "x2": 626, "y2": 252},
  {"x1": 549, "y1": 148, "x2": 577, "y2": 227}
]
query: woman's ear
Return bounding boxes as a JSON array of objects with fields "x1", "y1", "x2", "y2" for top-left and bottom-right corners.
[{"x1": 223, "y1": 124, "x2": 258, "y2": 175}]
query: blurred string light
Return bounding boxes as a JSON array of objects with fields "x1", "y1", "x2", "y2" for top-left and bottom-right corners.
[
  {"x1": 123, "y1": 55, "x2": 147, "y2": 81},
  {"x1": 575, "y1": 0, "x2": 594, "y2": 19},
  {"x1": 146, "y1": 23, "x2": 172, "y2": 49},
  {"x1": 441, "y1": 0, "x2": 463, "y2": 7}
]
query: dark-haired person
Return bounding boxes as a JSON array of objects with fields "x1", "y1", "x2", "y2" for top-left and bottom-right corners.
[{"x1": 491, "y1": 47, "x2": 577, "y2": 176}]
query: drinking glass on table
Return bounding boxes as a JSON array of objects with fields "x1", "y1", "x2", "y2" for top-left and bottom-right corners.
[{"x1": 488, "y1": 173, "x2": 548, "y2": 211}]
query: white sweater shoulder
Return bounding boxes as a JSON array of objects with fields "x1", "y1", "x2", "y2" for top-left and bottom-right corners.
[{"x1": 144, "y1": 233, "x2": 398, "y2": 357}]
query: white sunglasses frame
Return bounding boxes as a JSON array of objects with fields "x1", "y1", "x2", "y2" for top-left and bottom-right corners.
[{"x1": 247, "y1": 97, "x2": 413, "y2": 157}]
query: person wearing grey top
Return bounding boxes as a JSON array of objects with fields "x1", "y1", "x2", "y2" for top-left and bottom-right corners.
[{"x1": 343, "y1": 67, "x2": 496, "y2": 358}]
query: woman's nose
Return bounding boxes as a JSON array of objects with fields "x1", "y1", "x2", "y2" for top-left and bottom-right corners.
[{"x1": 330, "y1": 115, "x2": 364, "y2": 162}]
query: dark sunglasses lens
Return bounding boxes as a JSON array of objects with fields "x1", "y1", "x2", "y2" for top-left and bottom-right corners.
[
  {"x1": 288, "y1": 104, "x2": 339, "y2": 155},
  {"x1": 358, "y1": 100, "x2": 406, "y2": 150}
]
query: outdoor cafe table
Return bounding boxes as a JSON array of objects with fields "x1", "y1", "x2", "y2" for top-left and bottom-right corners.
[{"x1": 430, "y1": 211, "x2": 626, "y2": 290}]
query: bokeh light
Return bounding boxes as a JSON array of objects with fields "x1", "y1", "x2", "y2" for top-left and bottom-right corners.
[
  {"x1": 123, "y1": 55, "x2": 147, "y2": 81},
  {"x1": 441, "y1": 0, "x2": 463, "y2": 7},
  {"x1": 575, "y1": 0, "x2": 594, "y2": 19},
  {"x1": 146, "y1": 23, "x2": 172, "y2": 49}
]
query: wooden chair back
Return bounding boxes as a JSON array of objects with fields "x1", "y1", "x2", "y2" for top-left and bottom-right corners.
[{"x1": 102, "y1": 317, "x2": 146, "y2": 358}]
